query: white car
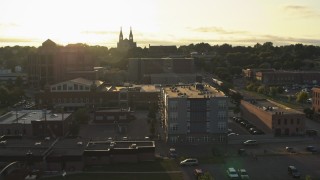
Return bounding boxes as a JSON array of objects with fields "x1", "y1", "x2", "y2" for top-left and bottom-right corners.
[
  {"x1": 180, "y1": 158, "x2": 198, "y2": 166},
  {"x1": 227, "y1": 167, "x2": 239, "y2": 179},
  {"x1": 238, "y1": 169, "x2": 249, "y2": 179},
  {"x1": 243, "y1": 140, "x2": 257, "y2": 146}
]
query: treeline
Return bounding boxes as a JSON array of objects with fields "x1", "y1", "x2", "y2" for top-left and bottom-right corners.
[{"x1": 1, "y1": 42, "x2": 320, "y2": 81}]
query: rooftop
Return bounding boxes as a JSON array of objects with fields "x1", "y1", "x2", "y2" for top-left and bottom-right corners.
[
  {"x1": 0, "y1": 110, "x2": 71, "y2": 124},
  {"x1": 163, "y1": 84, "x2": 225, "y2": 98},
  {"x1": 245, "y1": 99, "x2": 303, "y2": 115}
]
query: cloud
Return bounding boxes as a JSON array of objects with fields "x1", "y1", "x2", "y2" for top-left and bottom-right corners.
[
  {"x1": 190, "y1": 26, "x2": 248, "y2": 35},
  {"x1": 0, "y1": 23, "x2": 18, "y2": 27},
  {"x1": 283, "y1": 5, "x2": 320, "y2": 18},
  {"x1": 0, "y1": 37, "x2": 36, "y2": 43},
  {"x1": 81, "y1": 30, "x2": 118, "y2": 35},
  {"x1": 172, "y1": 34, "x2": 320, "y2": 47}
]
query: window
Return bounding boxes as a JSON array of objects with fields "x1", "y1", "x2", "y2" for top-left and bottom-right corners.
[
  {"x1": 188, "y1": 136, "x2": 195, "y2": 142},
  {"x1": 63, "y1": 84, "x2": 67, "y2": 90},
  {"x1": 169, "y1": 101, "x2": 178, "y2": 112},
  {"x1": 284, "y1": 119, "x2": 287, "y2": 125},
  {"x1": 80, "y1": 85, "x2": 83, "y2": 90},
  {"x1": 85, "y1": 86, "x2": 89, "y2": 90},
  {"x1": 203, "y1": 136, "x2": 209, "y2": 142},
  {"x1": 169, "y1": 113, "x2": 178, "y2": 122},
  {"x1": 169, "y1": 123, "x2": 178, "y2": 131},
  {"x1": 219, "y1": 135, "x2": 225, "y2": 142},
  {"x1": 297, "y1": 119, "x2": 300, "y2": 124},
  {"x1": 74, "y1": 84, "x2": 78, "y2": 90},
  {"x1": 68, "y1": 86, "x2": 73, "y2": 90},
  {"x1": 170, "y1": 136, "x2": 178, "y2": 143},
  {"x1": 278, "y1": 119, "x2": 281, "y2": 125},
  {"x1": 218, "y1": 100, "x2": 227, "y2": 108},
  {"x1": 51, "y1": 87, "x2": 56, "y2": 91},
  {"x1": 218, "y1": 111, "x2": 226, "y2": 120},
  {"x1": 57, "y1": 86, "x2": 61, "y2": 90},
  {"x1": 218, "y1": 122, "x2": 226, "y2": 130}
]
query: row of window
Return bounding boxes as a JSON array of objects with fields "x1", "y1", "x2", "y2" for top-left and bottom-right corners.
[
  {"x1": 53, "y1": 98, "x2": 91, "y2": 104},
  {"x1": 168, "y1": 100, "x2": 227, "y2": 111},
  {"x1": 51, "y1": 84, "x2": 90, "y2": 91},
  {"x1": 169, "y1": 135, "x2": 226, "y2": 143},
  {"x1": 169, "y1": 122, "x2": 226, "y2": 132},
  {"x1": 277, "y1": 118, "x2": 300, "y2": 125}
]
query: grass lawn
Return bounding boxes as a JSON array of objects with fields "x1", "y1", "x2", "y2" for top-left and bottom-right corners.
[{"x1": 42, "y1": 159, "x2": 183, "y2": 180}]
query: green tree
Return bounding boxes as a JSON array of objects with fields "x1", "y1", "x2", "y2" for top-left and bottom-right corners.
[
  {"x1": 257, "y1": 85, "x2": 266, "y2": 94},
  {"x1": 269, "y1": 87, "x2": 278, "y2": 97},
  {"x1": 296, "y1": 92, "x2": 308, "y2": 103},
  {"x1": 303, "y1": 108, "x2": 314, "y2": 119},
  {"x1": 198, "y1": 172, "x2": 214, "y2": 180}
]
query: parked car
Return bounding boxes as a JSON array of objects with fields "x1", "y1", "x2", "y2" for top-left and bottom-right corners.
[
  {"x1": 180, "y1": 158, "x2": 199, "y2": 166},
  {"x1": 285, "y1": 147, "x2": 295, "y2": 153},
  {"x1": 226, "y1": 167, "x2": 239, "y2": 179},
  {"x1": 306, "y1": 146, "x2": 317, "y2": 152},
  {"x1": 243, "y1": 140, "x2": 258, "y2": 146},
  {"x1": 238, "y1": 168, "x2": 250, "y2": 179},
  {"x1": 288, "y1": 166, "x2": 301, "y2": 178},
  {"x1": 306, "y1": 129, "x2": 318, "y2": 136},
  {"x1": 228, "y1": 133, "x2": 239, "y2": 136},
  {"x1": 194, "y1": 168, "x2": 204, "y2": 178},
  {"x1": 238, "y1": 148, "x2": 246, "y2": 156}
]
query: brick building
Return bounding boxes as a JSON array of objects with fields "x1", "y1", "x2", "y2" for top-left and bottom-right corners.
[
  {"x1": 0, "y1": 110, "x2": 72, "y2": 137},
  {"x1": 254, "y1": 70, "x2": 320, "y2": 86},
  {"x1": 241, "y1": 99, "x2": 306, "y2": 136},
  {"x1": 128, "y1": 57, "x2": 201, "y2": 84},
  {"x1": 35, "y1": 79, "x2": 160, "y2": 111},
  {"x1": 28, "y1": 40, "x2": 97, "y2": 88}
]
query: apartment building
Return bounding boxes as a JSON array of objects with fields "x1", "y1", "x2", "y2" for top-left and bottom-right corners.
[{"x1": 160, "y1": 83, "x2": 228, "y2": 144}]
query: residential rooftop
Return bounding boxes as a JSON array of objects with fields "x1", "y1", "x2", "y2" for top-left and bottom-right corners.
[{"x1": 163, "y1": 84, "x2": 225, "y2": 98}]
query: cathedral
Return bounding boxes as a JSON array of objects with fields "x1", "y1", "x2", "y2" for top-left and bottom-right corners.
[{"x1": 117, "y1": 27, "x2": 137, "y2": 51}]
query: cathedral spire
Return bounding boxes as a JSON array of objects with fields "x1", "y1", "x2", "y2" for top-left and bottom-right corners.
[
  {"x1": 129, "y1": 26, "x2": 133, "y2": 41},
  {"x1": 119, "y1": 27, "x2": 123, "y2": 41}
]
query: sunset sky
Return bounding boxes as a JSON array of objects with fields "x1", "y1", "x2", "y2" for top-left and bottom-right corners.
[{"x1": 0, "y1": 0, "x2": 320, "y2": 47}]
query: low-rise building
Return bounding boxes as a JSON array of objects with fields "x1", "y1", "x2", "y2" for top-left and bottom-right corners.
[
  {"x1": 160, "y1": 83, "x2": 228, "y2": 144},
  {"x1": 0, "y1": 110, "x2": 72, "y2": 137},
  {"x1": 241, "y1": 99, "x2": 306, "y2": 136},
  {"x1": 35, "y1": 79, "x2": 160, "y2": 111}
]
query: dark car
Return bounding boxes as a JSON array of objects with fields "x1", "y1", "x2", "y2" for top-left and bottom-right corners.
[
  {"x1": 306, "y1": 146, "x2": 317, "y2": 152},
  {"x1": 306, "y1": 129, "x2": 318, "y2": 136},
  {"x1": 288, "y1": 166, "x2": 300, "y2": 178}
]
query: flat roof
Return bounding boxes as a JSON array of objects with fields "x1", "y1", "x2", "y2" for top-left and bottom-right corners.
[
  {"x1": 163, "y1": 84, "x2": 225, "y2": 98},
  {"x1": 0, "y1": 110, "x2": 71, "y2": 124},
  {"x1": 245, "y1": 99, "x2": 303, "y2": 115},
  {"x1": 0, "y1": 138, "x2": 54, "y2": 156},
  {"x1": 112, "y1": 85, "x2": 160, "y2": 93}
]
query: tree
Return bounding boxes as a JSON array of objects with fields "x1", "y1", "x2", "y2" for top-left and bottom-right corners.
[
  {"x1": 74, "y1": 108, "x2": 89, "y2": 124},
  {"x1": 303, "y1": 108, "x2": 314, "y2": 119},
  {"x1": 269, "y1": 87, "x2": 278, "y2": 97},
  {"x1": 198, "y1": 172, "x2": 214, "y2": 180},
  {"x1": 296, "y1": 92, "x2": 308, "y2": 103}
]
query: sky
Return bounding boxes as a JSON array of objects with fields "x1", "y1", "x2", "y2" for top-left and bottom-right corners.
[{"x1": 0, "y1": 0, "x2": 320, "y2": 47}]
